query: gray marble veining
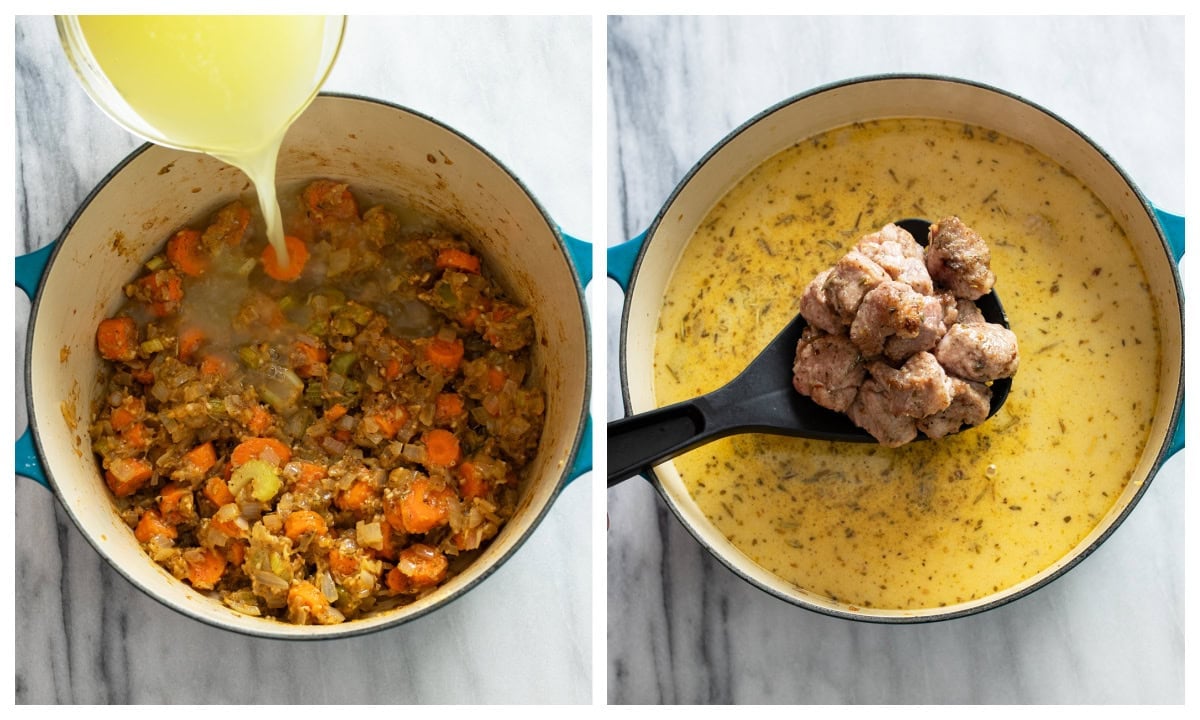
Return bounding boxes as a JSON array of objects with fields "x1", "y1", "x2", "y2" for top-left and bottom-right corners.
[
  {"x1": 607, "y1": 15, "x2": 1184, "y2": 704},
  {"x1": 14, "y1": 15, "x2": 592, "y2": 705}
]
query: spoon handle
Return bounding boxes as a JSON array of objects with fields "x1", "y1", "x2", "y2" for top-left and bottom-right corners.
[{"x1": 607, "y1": 396, "x2": 728, "y2": 487}]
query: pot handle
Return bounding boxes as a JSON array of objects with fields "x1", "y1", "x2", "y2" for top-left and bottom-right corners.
[
  {"x1": 559, "y1": 230, "x2": 594, "y2": 484},
  {"x1": 1152, "y1": 207, "x2": 1185, "y2": 460},
  {"x1": 15, "y1": 244, "x2": 54, "y2": 487},
  {"x1": 607, "y1": 231, "x2": 645, "y2": 293}
]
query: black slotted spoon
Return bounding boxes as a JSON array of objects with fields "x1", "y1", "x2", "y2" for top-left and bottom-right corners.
[{"x1": 608, "y1": 219, "x2": 1012, "y2": 487}]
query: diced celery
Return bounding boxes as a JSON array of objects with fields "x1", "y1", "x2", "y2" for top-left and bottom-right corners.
[
  {"x1": 237, "y1": 345, "x2": 264, "y2": 369},
  {"x1": 329, "y1": 352, "x2": 359, "y2": 376},
  {"x1": 230, "y1": 459, "x2": 281, "y2": 503}
]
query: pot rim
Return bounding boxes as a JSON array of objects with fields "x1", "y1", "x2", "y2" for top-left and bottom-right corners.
[
  {"x1": 617, "y1": 72, "x2": 1184, "y2": 623},
  {"x1": 24, "y1": 91, "x2": 592, "y2": 640}
]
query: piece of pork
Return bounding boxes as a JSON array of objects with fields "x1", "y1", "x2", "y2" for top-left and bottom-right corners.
[
  {"x1": 917, "y1": 377, "x2": 992, "y2": 439},
  {"x1": 856, "y1": 223, "x2": 934, "y2": 295},
  {"x1": 926, "y1": 216, "x2": 996, "y2": 300},
  {"x1": 847, "y1": 377, "x2": 918, "y2": 448},
  {"x1": 799, "y1": 268, "x2": 845, "y2": 335},
  {"x1": 955, "y1": 297, "x2": 985, "y2": 325},
  {"x1": 883, "y1": 293, "x2": 949, "y2": 361},
  {"x1": 935, "y1": 322, "x2": 1020, "y2": 382},
  {"x1": 823, "y1": 250, "x2": 889, "y2": 323},
  {"x1": 792, "y1": 330, "x2": 866, "y2": 413},
  {"x1": 849, "y1": 280, "x2": 927, "y2": 357},
  {"x1": 866, "y1": 352, "x2": 954, "y2": 419}
]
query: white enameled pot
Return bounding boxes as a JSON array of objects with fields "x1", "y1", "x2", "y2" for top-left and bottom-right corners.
[
  {"x1": 611, "y1": 75, "x2": 1183, "y2": 622},
  {"x1": 18, "y1": 94, "x2": 591, "y2": 639}
]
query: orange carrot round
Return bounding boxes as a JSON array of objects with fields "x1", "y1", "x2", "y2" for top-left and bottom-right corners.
[
  {"x1": 183, "y1": 442, "x2": 217, "y2": 474},
  {"x1": 435, "y1": 248, "x2": 481, "y2": 274},
  {"x1": 203, "y1": 476, "x2": 236, "y2": 507},
  {"x1": 231, "y1": 437, "x2": 292, "y2": 467},
  {"x1": 134, "y1": 509, "x2": 177, "y2": 543},
  {"x1": 423, "y1": 429, "x2": 461, "y2": 468},
  {"x1": 185, "y1": 549, "x2": 227, "y2": 589},
  {"x1": 97, "y1": 317, "x2": 138, "y2": 362},
  {"x1": 336, "y1": 480, "x2": 375, "y2": 512},
  {"x1": 261, "y1": 235, "x2": 309, "y2": 282},
  {"x1": 458, "y1": 461, "x2": 488, "y2": 500},
  {"x1": 284, "y1": 510, "x2": 328, "y2": 542},
  {"x1": 424, "y1": 337, "x2": 464, "y2": 374},
  {"x1": 105, "y1": 457, "x2": 153, "y2": 497},
  {"x1": 178, "y1": 327, "x2": 206, "y2": 360},
  {"x1": 166, "y1": 228, "x2": 208, "y2": 276}
]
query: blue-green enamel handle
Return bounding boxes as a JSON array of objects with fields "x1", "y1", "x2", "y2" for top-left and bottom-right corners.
[
  {"x1": 1153, "y1": 208, "x2": 1184, "y2": 460},
  {"x1": 560, "y1": 230, "x2": 593, "y2": 483},
  {"x1": 607, "y1": 231, "x2": 645, "y2": 293},
  {"x1": 15, "y1": 244, "x2": 52, "y2": 488},
  {"x1": 612, "y1": 210, "x2": 1185, "y2": 459}
]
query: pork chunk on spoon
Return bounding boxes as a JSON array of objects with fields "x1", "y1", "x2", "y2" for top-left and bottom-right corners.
[{"x1": 607, "y1": 218, "x2": 1013, "y2": 486}]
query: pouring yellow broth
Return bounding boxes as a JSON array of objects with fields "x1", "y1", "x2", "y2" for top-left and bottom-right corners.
[{"x1": 652, "y1": 118, "x2": 1160, "y2": 610}]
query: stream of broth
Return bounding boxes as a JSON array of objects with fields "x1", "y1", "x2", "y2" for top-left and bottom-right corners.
[{"x1": 653, "y1": 118, "x2": 1161, "y2": 610}]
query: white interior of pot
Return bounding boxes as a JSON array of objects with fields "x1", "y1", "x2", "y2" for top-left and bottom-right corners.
[
  {"x1": 626, "y1": 77, "x2": 1183, "y2": 620},
  {"x1": 28, "y1": 95, "x2": 588, "y2": 638}
]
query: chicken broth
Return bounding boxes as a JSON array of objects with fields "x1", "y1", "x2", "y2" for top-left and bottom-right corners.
[{"x1": 653, "y1": 118, "x2": 1160, "y2": 610}]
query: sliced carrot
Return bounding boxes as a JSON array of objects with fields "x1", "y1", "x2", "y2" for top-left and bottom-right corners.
[
  {"x1": 368, "y1": 408, "x2": 405, "y2": 440},
  {"x1": 288, "y1": 579, "x2": 333, "y2": 619},
  {"x1": 294, "y1": 341, "x2": 327, "y2": 377},
  {"x1": 294, "y1": 461, "x2": 327, "y2": 491},
  {"x1": 246, "y1": 405, "x2": 273, "y2": 436},
  {"x1": 231, "y1": 437, "x2": 292, "y2": 467},
  {"x1": 423, "y1": 429, "x2": 461, "y2": 468},
  {"x1": 134, "y1": 509, "x2": 177, "y2": 543},
  {"x1": 166, "y1": 228, "x2": 208, "y2": 276},
  {"x1": 335, "y1": 479, "x2": 375, "y2": 512},
  {"x1": 435, "y1": 393, "x2": 465, "y2": 422},
  {"x1": 185, "y1": 548, "x2": 227, "y2": 589},
  {"x1": 423, "y1": 337, "x2": 464, "y2": 374},
  {"x1": 97, "y1": 317, "x2": 138, "y2": 362},
  {"x1": 261, "y1": 235, "x2": 309, "y2": 282},
  {"x1": 225, "y1": 540, "x2": 247, "y2": 566},
  {"x1": 487, "y1": 366, "x2": 508, "y2": 392},
  {"x1": 435, "y1": 248, "x2": 481, "y2": 274},
  {"x1": 105, "y1": 457, "x2": 153, "y2": 497},
  {"x1": 158, "y1": 483, "x2": 192, "y2": 524},
  {"x1": 110, "y1": 407, "x2": 136, "y2": 431},
  {"x1": 383, "y1": 357, "x2": 402, "y2": 380},
  {"x1": 182, "y1": 442, "x2": 217, "y2": 474},
  {"x1": 131, "y1": 368, "x2": 155, "y2": 385},
  {"x1": 386, "y1": 477, "x2": 452, "y2": 534},
  {"x1": 284, "y1": 510, "x2": 328, "y2": 542},
  {"x1": 328, "y1": 548, "x2": 358, "y2": 577},
  {"x1": 203, "y1": 476, "x2": 236, "y2": 507},
  {"x1": 139, "y1": 271, "x2": 184, "y2": 317},
  {"x1": 395, "y1": 544, "x2": 449, "y2": 588},
  {"x1": 302, "y1": 180, "x2": 359, "y2": 221},
  {"x1": 199, "y1": 353, "x2": 233, "y2": 378},
  {"x1": 121, "y1": 422, "x2": 150, "y2": 450},
  {"x1": 324, "y1": 404, "x2": 348, "y2": 422},
  {"x1": 385, "y1": 566, "x2": 410, "y2": 593},
  {"x1": 458, "y1": 461, "x2": 488, "y2": 500},
  {"x1": 178, "y1": 327, "x2": 205, "y2": 361},
  {"x1": 209, "y1": 510, "x2": 248, "y2": 541}
]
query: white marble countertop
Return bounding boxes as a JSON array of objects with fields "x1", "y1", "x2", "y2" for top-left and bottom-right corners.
[
  {"x1": 14, "y1": 15, "x2": 592, "y2": 704},
  {"x1": 606, "y1": 16, "x2": 1185, "y2": 704}
]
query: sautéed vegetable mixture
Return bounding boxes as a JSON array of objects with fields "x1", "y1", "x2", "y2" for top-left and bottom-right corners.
[{"x1": 90, "y1": 180, "x2": 545, "y2": 624}]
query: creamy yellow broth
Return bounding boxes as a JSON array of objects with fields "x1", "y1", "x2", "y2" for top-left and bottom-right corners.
[{"x1": 653, "y1": 118, "x2": 1160, "y2": 610}]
